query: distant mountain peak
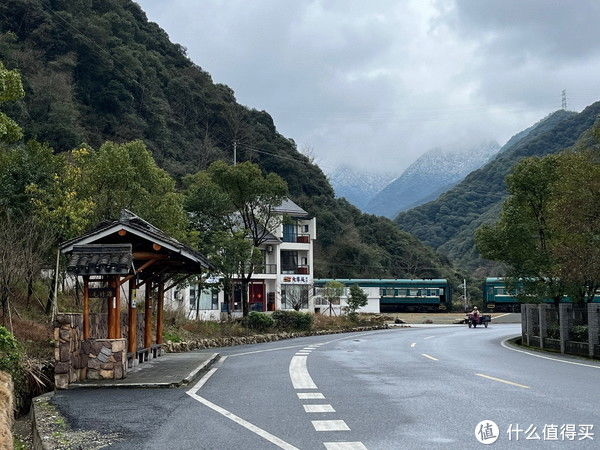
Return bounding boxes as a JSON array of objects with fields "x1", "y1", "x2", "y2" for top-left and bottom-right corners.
[
  {"x1": 364, "y1": 140, "x2": 500, "y2": 218},
  {"x1": 329, "y1": 166, "x2": 395, "y2": 209}
]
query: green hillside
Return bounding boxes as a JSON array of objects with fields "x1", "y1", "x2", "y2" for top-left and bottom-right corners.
[
  {"x1": 395, "y1": 105, "x2": 600, "y2": 272},
  {"x1": 0, "y1": 0, "x2": 455, "y2": 280}
]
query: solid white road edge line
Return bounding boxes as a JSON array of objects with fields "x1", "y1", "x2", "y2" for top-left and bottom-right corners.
[
  {"x1": 187, "y1": 391, "x2": 299, "y2": 450},
  {"x1": 186, "y1": 361, "x2": 299, "y2": 450},
  {"x1": 475, "y1": 373, "x2": 530, "y2": 389},
  {"x1": 228, "y1": 343, "x2": 306, "y2": 357},
  {"x1": 421, "y1": 353, "x2": 438, "y2": 361},
  {"x1": 290, "y1": 355, "x2": 318, "y2": 389},
  {"x1": 501, "y1": 337, "x2": 600, "y2": 369},
  {"x1": 323, "y1": 442, "x2": 368, "y2": 450},
  {"x1": 492, "y1": 313, "x2": 511, "y2": 319}
]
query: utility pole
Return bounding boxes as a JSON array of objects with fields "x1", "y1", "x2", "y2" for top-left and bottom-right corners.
[
  {"x1": 561, "y1": 89, "x2": 567, "y2": 110},
  {"x1": 233, "y1": 139, "x2": 237, "y2": 166},
  {"x1": 463, "y1": 278, "x2": 468, "y2": 311}
]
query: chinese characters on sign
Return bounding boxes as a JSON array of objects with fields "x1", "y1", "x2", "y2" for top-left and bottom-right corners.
[
  {"x1": 476, "y1": 421, "x2": 594, "y2": 444},
  {"x1": 507, "y1": 424, "x2": 594, "y2": 441},
  {"x1": 281, "y1": 275, "x2": 310, "y2": 284}
]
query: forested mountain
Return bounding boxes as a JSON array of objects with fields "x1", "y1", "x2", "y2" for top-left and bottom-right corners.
[
  {"x1": 328, "y1": 166, "x2": 394, "y2": 210},
  {"x1": 0, "y1": 0, "x2": 456, "y2": 280},
  {"x1": 365, "y1": 141, "x2": 499, "y2": 218},
  {"x1": 395, "y1": 106, "x2": 600, "y2": 272}
]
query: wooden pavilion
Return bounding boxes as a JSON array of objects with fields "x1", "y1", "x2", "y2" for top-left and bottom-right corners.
[{"x1": 59, "y1": 210, "x2": 212, "y2": 367}]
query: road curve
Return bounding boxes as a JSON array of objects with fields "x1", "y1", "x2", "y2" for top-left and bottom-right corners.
[{"x1": 53, "y1": 325, "x2": 600, "y2": 449}]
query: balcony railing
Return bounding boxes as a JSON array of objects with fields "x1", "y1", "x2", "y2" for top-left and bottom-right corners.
[
  {"x1": 253, "y1": 263, "x2": 277, "y2": 274},
  {"x1": 281, "y1": 265, "x2": 310, "y2": 275},
  {"x1": 282, "y1": 233, "x2": 311, "y2": 243}
]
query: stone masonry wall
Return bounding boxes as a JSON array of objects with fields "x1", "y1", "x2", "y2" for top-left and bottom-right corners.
[
  {"x1": 163, "y1": 325, "x2": 390, "y2": 353},
  {"x1": 82, "y1": 339, "x2": 127, "y2": 380},
  {"x1": 54, "y1": 313, "x2": 134, "y2": 388},
  {"x1": 54, "y1": 314, "x2": 84, "y2": 389}
]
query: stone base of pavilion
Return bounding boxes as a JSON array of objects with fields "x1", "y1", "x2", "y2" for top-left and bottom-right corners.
[
  {"x1": 67, "y1": 351, "x2": 219, "y2": 389},
  {"x1": 54, "y1": 313, "x2": 164, "y2": 389}
]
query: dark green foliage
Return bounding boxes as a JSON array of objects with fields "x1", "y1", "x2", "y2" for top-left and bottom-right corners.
[
  {"x1": 0, "y1": 325, "x2": 21, "y2": 377},
  {"x1": 346, "y1": 284, "x2": 368, "y2": 320},
  {"x1": 244, "y1": 312, "x2": 274, "y2": 332},
  {"x1": 396, "y1": 105, "x2": 600, "y2": 272},
  {"x1": 272, "y1": 310, "x2": 313, "y2": 331},
  {"x1": 569, "y1": 326, "x2": 588, "y2": 343},
  {"x1": 0, "y1": 0, "x2": 455, "y2": 279}
]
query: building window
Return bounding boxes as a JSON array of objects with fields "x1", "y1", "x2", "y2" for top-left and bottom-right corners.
[
  {"x1": 303, "y1": 224, "x2": 309, "y2": 233},
  {"x1": 283, "y1": 223, "x2": 297, "y2": 242},
  {"x1": 281, "y1": 251, "x2": 298, "y2": 273},
  {"x1": 189, "y1": 286, "x2": 197, "y2": 309},
  {"x1": 190, "y1": 284, "x2": 219, "y2": 310},
  {"x1": 281, "y1": 284, "x2": 309, "y2": 310}
]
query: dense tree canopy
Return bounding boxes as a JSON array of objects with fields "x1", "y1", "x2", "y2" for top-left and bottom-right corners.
[
  {"x1": 0, "y1": 1, "x2": 457, "y2": 281},
  {"x1": 476, "y1": 146, "x2": 600, "y2": 304},
  {"x1": 396, "y1": 105, "x2": 600, "y2": 272}
]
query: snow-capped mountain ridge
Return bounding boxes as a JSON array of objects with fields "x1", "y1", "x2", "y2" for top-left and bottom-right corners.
[
  {"x1": 329, "y1": 166, "x2": 395, "y2": 209},
  {"x1": 364, "y1": 141, "x2": 500, "y2": 218}
]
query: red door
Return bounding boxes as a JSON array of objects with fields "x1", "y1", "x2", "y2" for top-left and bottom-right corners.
[{"x1": 249, "y1": 283, "x2": 266, "y2": 312}]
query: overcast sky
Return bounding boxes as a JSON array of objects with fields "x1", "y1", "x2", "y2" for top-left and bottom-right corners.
[{"x1": 137, "y1": 0, "x2": 600, "y2": 175}]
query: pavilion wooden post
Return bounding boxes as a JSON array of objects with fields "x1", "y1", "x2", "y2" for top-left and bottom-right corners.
[
  {"x1": 144, "y1": 281, "x2": 153, "y2": 348},
  {"x1": 128, "y1": 281, "x2": 137, "y2": 355},
  {"x1": 82, "y1": 276, "x2": 90, "y2": 339},
  {"x1": 113, "y1": 275, "x2": 121, "y2": 338},
  {"x1": 107, "y1": 277, "x2": 115, "y2": 339},
  {"x1": 156, "y1": 280, "x2": 165, "y2": 345}
]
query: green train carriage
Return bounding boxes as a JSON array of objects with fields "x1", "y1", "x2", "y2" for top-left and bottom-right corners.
[
  {"x1": 483, "y1": 277, "x2": 600, "y2": 312},
  {"x1": 314, "y1": 278, "x2": 452, "y2": 313}
]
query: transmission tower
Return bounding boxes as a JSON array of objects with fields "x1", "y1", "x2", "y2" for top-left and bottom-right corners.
[{"x1": 561, "y1": 89, "x2": 567, "y2": 110}]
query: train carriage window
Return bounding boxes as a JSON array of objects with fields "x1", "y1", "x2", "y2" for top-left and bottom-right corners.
[
  {"x1": 409, "y1": 289, "x2": 418, "y2": 297},
  {"x1": 394, "y1": 289, "x2": 399, "y2": 297}
]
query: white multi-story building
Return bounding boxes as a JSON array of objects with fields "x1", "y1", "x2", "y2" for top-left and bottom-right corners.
[{"x1": 165, "y1": 199, "x2": 316, "y2": 319}]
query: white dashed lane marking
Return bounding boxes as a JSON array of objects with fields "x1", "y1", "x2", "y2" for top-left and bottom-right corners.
[
  {"x1": 304, "y1": 404, "x2": 336, "y2": 413},
  {"x1": 312, "y1": 420, "x2": 351, "y2": 431},
  {"x1": 289, "y1": 355, "x2": 318, "y2": 389},
  {"x1": 410, "y1": 342, "x2": 416, "y2": 348},
  {"x1": 324, "y1": 442, "x2": 368, "y2": 450},
  {"x1": 298, "y1": 392, "x2": 325, "y2": 399},
  {"x1": 424, "y1": 336, "x2": 435, "y2": 340},
  {"x1": 475, "y1": 373, "x2": 530, "y2": 389},
  {"x1": 421, "y1": 353, "x2": 439, "y2": 361}
]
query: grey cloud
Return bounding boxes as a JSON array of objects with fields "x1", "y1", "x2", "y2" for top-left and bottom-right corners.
[{"x1": 137, "y1": 0, "x2": 600, "y2": 175}]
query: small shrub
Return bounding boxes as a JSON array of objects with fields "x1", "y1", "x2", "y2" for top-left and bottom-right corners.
[
  {"x1": 272, "y1": 310, "x2": 313, "y2": 331},
  {"x1": 547, "y1": 325, "x2": 560, "y2": 339},
  {"x1": 569, "y1": 325, "x2": 588, "y2": 342},
  {"x1": 245, "y1": 312, "x2": 274, "y2": 332},
  {"x1": 0, "y1": 326, "x2": 21, "y2": 377},
  {"x1": 163, "y1": 331, "x2": 183, "y2": 343}
]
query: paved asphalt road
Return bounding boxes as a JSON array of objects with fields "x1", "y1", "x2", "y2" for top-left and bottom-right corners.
[{"x1": 53, "y1": 323, "x2": 600, "y2": 449}]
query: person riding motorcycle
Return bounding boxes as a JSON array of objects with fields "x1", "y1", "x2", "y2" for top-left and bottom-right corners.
[{"x1": 470, "y1": 306, "x2": 480, "y2": 318}]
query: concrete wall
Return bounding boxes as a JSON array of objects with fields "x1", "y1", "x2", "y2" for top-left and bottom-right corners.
[{"x1": 521, "y1": 303, "x2": 600, "y2": 358}]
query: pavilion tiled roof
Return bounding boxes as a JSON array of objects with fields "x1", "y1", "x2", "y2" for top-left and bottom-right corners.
[
  {"x1": 67, "y1": 244, "x2": 133, "y2": 276},
  {"x1": 60, "y1": 209, "x2": 213, "y2": 270}
]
